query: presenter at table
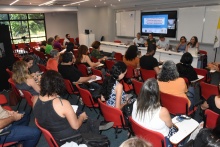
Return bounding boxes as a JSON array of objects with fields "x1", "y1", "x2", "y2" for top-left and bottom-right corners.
[
  {"x1": 145, "y1": 33, "x2": 156, "y2": 46},
  {"x1": 133, "y1": 32, "x2": 144, "y2": 46},
  {"x1": 156, "y1": 35, "x2": 169, "y2": 49}
]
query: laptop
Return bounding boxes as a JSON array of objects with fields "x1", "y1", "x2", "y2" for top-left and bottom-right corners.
[
  {"x1": 137, "y1": 43, "x2": 145, "y2": 47},
  {"x1": 106, "y1": 51, "x2": 115, "y2": 60}
]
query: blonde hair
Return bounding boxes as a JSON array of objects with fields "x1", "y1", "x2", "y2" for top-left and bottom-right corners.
[
  {"x1": 120, "y1": 137, "x2": 152, "y2": 147},
  {"x1": 12, "y1": 61, "x2": 30, "y2": 84}
]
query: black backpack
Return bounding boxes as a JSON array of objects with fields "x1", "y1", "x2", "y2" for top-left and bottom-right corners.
[{"x1": 82, "y1": 134, "x2": 110, "y2": 147}]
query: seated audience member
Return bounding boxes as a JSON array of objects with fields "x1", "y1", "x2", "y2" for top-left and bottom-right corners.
[
  {"x1": 45, "y1": 37, "x2": 54, "y2": 54},
  {"x1": 201, "y1": 84, "x2": 220, "y2": 114},
  {"x1": 33, "y1": 70, "x2": 113, "y2": 146},
  {"x1": 176, "y1": 52, "x2": 198, "y2": 82},
  {"x1": 156, "y1": 35, "x2": 169, "y2": 49},
  {"x1": 145, "y1": 33, "x2": 156, "y2": 47},
  {"x1": 120, "y1": 137, "x2": 152, "y2": 147},
  {"x1": 46, "y1": 49, "x2": 60, "y2": 72},
  {"x1": 132, "y1": 78, "x2": 173, "y2": 147},
  {"x1": 40, "y1": 40, "x2": 46, "y2": 53},
  {"x1": 12, "y1": 61, "x2": 40, "y2": 96},
  {"x1": 186, "y1": 36, "x2": 199, "y2": 52},
  {"x1": 53, "y1": 35, "x2": 65, "y2": 51},
  {"x1": 176, "y1": 36, "x2": 187, "y2": 52},
  {"x1": 101, "y1": 62, "x2": 128, "y2": 109},
  {"x1": 0, "y1": 104, "x2": 40, "y2": 147},
  {"x1": 58, "y1": 52, "x2": 101, "y2": 96},
  {"x1": 140, "y1": 44, "x2": 160, "y2": 74},
  {"x1": 76, "y1": 45, "x2": 100, "y2": 68},
  {"x1": 63, "y1": 34, "x2": 70, "y2": 46},
  {"x1": 23, "y1": 55, "x2": 40, "y2": 75},
  {"x1": 158, "y1": 60, "x2": 194, "y2": 110},
  {"x1": 90, "y1": 41, "x2": 107, "y2": 61},
  {"x1": 133, "y1": 32, "x2": 144, "y2": 46},
  {"x1": 123, "y1": 45, "x2": 140, "y2": 68},
  {"x1": 66, "y1": 42, "x2": 74, "y2": 53}
]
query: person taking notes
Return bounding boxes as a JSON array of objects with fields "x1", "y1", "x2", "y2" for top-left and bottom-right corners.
[
  {"x1": 133, "y1": 32, "x2": 144, "y2": 46},
  {"x1": 156, "y1": 35, "x2": 169, "y2": 49}
]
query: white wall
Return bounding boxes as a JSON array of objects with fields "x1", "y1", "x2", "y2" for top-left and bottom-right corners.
[
  {"x1": 77, "y1": 7, "x2": 116, "y2": 42},
  {"x1": 45, "y1": 12, "x2": 78, "y2": 39}
]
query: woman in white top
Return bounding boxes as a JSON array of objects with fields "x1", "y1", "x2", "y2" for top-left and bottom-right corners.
[
  {"x1": 132, "y1": 78, "x2": 172, "y2": 146},
  {"x1": 186, "y1": 36, "x2": 199, "y2": 52}
]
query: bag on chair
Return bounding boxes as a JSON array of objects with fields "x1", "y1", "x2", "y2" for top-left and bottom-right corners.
[{"x1": 82, "y1": 134, "x2": 110, "y2": 147}]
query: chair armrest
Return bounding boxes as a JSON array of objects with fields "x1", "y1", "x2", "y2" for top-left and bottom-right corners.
[
  {"x1": 0, "y1": 131, "x2": 11, "y2": 137},
  {"x1": 59, "y1": 134, "x2": 82, "y2": 142}
]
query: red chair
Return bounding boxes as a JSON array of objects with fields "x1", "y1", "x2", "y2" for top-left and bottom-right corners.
[
  {"x1": 73, "y1": 49, "x2": 78, "y2": 58},
  {"x1": 132, "y1": 79, "x2": 143, "y2": 96},
  {"x1": 204, "y1": 109, "x2": 219, "y2": 129},
  {"x1": 69, "y1": 38, "x2": 74, "y2": 43},
  {"x1": 75, "y1": 37, "x2": 79, "y2": 44},
  {"x1": 0, "y1": 131, "x2": 18, "y2": 147},
  {"x1": 129, "y1": 117, "x2": 166, "y2": 147},
  {"x1": 89, "y1": 47, "x2": 93, "y2": 53},
  {"x1": 35, "y1": 119, "x2": 59, "y2": 147},
  {"x1": 98, "y1": 99, "x2": 126, "y2": 138},
  {"x1": 183, "y1": 78, "x2": 189, "y2": 88},
  {"x1": 6, "y1": 68, "x2": 13, "y2": 78},
  {"x1": 160, "y1": 92, "x2": 196, "y2": 116},
  {"x1": 114, "y1": 52, "x2": 123, "y2": 61},
  {"x1": 91, "y1": 57, "x2": 98, "y2": 63},
  {"x1": 114, "y1": 40, "x2": 121, "y2": 43},
  {"x1": 59, "y1": 39, "x2": 64, "y2": 45},
  {"x1": 194, "y1": 68, "x2": 209, "y2": 83},
  {"x1": 91, "y1": 68, "x2": 103, "y2": 84},
  {"x1": 76, "y1": 64, "x2": 88, "y2": 77},
  {"x1": 37, "y1": 64, "x2": 47, "y2": 72},
  {"x1": 17, "y1": 43, "x2": 26, "y2": 49},
  {"x1": 63, "y1": 79, "x2": 79, "y2": 103},
  {"x1": 21, "y1": 90, "x2": 33, "y2": 114},
  {"x1": 76, "y1": 84, "x2": 100, "y2": 118},
  {"x1": 29, "y1": 42, "x2": 38, "y2": 48},
  {"x1": 125, "y1": 65, "x2": 135, "y2": 79},
  {"x1": 140, "y1": 68, "x2": 156, "y2": 81},
  {"x1": 105, "y1": 60, "x2": 115, "y2": 72},
  {"x1": 200, "y1": 82, "x2": 219, "y2": 100},
  {"x1": 199, "y1": 50, "x2": 207, "y2": 55},
  {"x1": 0, "y1": 94, "x2": 12, "y2": 111}
]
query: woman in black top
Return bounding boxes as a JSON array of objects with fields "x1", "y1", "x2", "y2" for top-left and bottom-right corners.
[{"x1": 176, "y1": 52, "x2": 198, "y2": 82}]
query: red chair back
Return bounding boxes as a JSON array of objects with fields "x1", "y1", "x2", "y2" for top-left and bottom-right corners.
[
  {"x1": 140, "y1": 68, "x2": 156, "y2": 81},
  {"x1": 129, "y1": 117, "x2": 166, "y2": 147},
  {"x1": 6, "y1": 68, "x2": 13, "y2": 78},
  {"x1": 21, "y1": 90, "x2": 33, "y2": 107},
  {"x1": 59, "y1": 39, "x2": 64, "y2": 45},
  {"x1": 69, "y1": 38, "x2": 74, "y2": 43},
  {"x1": 98, "y1": 99, "x2": 125, "y2": 128},
  {"x1": 37, "y1": 64, "x2": 47, "y2": 72},
  {"x1": 29, "y1": 42, "x2": 38, "y2": 48},
  {"x1": 114, "y1": 40, "x2": 121, "y2": 43},
  {"x1": 76, "y1": 84, "x2": 98, "y2": 108},
  {"x1": 8, "y1": 78, "x2": 23, "y2": 98},
  {"x1": 17, "y1": 43, "x2": 26, "y2": 49},
  {"x1": 200, "y1": 82, "x2": 219, "y2": 100},
  {"x1": 89, "y1": 47, "x2": 93, "y2": 53},
  {"x1": 114, "y1": 52, "x2": 123, "y2": 61},
  {"x1": 194, "y1": 68, "x2": 208, "y2": 82},
  {"x1": 132, "y1": 79, "x2": 143, "y2": 96},
  {"x1": 199, "y1": 50, "x2": 207, "y2": 55},
  {"x1": 76, "y1": 64, "x2": 88, "y2": 77},
  {"x1": 0, "y1": 94, "x2": 12, "y2": 111},
  {"x1": 183, "y1": 78, "x2": 189, "y2": 88},
  {"x1": 91, "y1": 68, "x2": 103, "y2": 84},
  {"x1": 160, "y1": 92, "x2": 190, "y2": 115},
  {"x1": 63, "y1": 79, "x2": 78, "y2": 95},
  {"x1": 204, "y1": 109, "x2": 219, "y2": 129},
  {"x1": 125, "y1": 65, "x2": 134, "y2": 79},
  {"x1": 35, "y1": 119, "x2": 59, "y2": 147},
  {"x1": 75, "y1": 37, "x2": 79, "y2": 44},
  {"x1": 73, "y1": 50, "x2": 78, "y2": 58},
  {"x1": 105, "y1": 60, "x2": 115, "y2": 71},
  {"x1": 91, "y1": 57, "x2": 98, "y2": 63}
]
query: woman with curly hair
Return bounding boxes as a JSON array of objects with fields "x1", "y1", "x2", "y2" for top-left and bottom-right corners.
[
  {"x1": 101, "y1": 62, "x2": 128, "y2": 109},
  {"x1": 123, "y1": 45, "x2": 140, "y2": 68},
  {"x1": 12, "y1": 60, "x2": 40, "y2": 95},
  {"x1": 158, "y1": 60, "x2": 194, "y2": 109},
  {"x1": 75, "y1": 45, "x2": 100, "y2": 67}
]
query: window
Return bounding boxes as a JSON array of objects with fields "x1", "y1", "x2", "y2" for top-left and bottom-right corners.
[{"x1": 0, "y1": 13, "x2": 46, "y2": 44}]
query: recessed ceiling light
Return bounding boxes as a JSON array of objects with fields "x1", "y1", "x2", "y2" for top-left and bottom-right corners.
[
  {"x1": 63, "y1": 0, "x2": 89, "y2": 6},
  {"x1": 111, "y1": 4, "x2": 112, "y2": 6},
  {"x1": 10, "y1": 0, "x2": 19, "y2": 6},
  {"x1": 104, "y1": 2, "x2": 106, "y2": 4},
  {"x1": 30, "y1": 2, "x2": 31, "y2": 4},
  {"x1": 78, "y1": 3, "x2": 80, "y2": 5},
  {"x1": 118, "y1": 0, "x2": 120, "y2": 1},
  {"x1": 39, "y1": 0, "x2": 55, "y2": 6},
  {"x1": 95, "y1": 5, "x2": 96, "y2": 7}
]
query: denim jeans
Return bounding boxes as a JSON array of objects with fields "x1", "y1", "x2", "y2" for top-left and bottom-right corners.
[
  {"x1": 187, "y1": 86, "x2": 195, "y2": 111},
  {"x1": 0, "y1": 114, "x2": 41, "y2": 147}
]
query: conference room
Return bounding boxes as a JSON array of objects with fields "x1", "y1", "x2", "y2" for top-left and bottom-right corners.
[{"x1": 0, "y1": 0, "x2": 220, "y2": 147}]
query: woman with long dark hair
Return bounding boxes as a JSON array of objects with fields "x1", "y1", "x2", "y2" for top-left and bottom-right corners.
[
  {"x1": 132, "y1": 78, "x2": 172, "y2": 146},
  {"x1": 186, "y1": 36, "x2": 199, "y2": 52},
  {"x1": 123, "y1": 45, "x2": 140, "y2": 68},
  {"x1": 101, "y1": 62, "x2": 128, "y2": 109}
]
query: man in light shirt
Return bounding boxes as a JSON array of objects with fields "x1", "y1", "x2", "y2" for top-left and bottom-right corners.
[
  {"x1": 156, "y1": 35, "x2": 170, "y2": 49},
  {"x1": 133, "y1": 33, "x2": 144, "y2": 46},
  {"x1": 63, "y1": 34, "x2": 70, "y2": 46}
]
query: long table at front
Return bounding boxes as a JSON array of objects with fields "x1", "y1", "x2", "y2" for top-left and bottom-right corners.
[{"x1": 101, "y1": 41, "x2": 199, "y2": 68}]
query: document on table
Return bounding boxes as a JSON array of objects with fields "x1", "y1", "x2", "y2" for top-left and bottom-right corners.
[
  {"x1": 71, "y1": 105, "x2": 78, "y2": 113},
  {"x1": 96, "y1": 63, "x2": 104, "y2": 67},
  {"x1": 191, "y1": 75, "x2": 204, "y2": 83},
  {"x1": 87, "y1": 76, "x2": 102, "y2": 83}
]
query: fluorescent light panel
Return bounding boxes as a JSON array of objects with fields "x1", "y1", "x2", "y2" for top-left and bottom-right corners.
[
  {"x1": 63, "y1": 0, "x2": 89, "y2": 6},
  {"x1": 39, "y1": 0, "x2": 56, "y2": 6},
  {"x1": 10, "y1": 0, "x2": 19, "y2": 5}
]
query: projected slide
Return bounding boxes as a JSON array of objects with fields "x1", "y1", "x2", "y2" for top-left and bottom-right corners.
[{"x1": 142, "y1": 14, "x2": 168, "y2": 34}]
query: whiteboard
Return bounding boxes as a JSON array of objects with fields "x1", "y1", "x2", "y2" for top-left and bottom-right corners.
[
  {"x1": 202, "y1": 5, "x2": 220, "y2": 44},
  {"x1": 177, "y1": 7, "x2": 205, "y2": 42},
  {"x1": 116, "y1": 11, "x2": 135, "y2": 37}
]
